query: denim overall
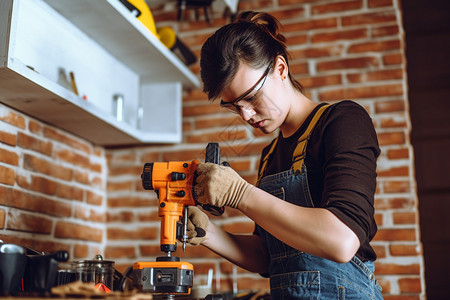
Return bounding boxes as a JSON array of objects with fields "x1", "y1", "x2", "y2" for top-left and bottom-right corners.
[{"x1": 255, "y1": 105, "x2": 383, "y2": 299}]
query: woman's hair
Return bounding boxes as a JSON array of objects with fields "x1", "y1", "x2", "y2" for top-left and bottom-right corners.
[{"x1": 200, "y1": 11, "x2": 303, "y2": 100}]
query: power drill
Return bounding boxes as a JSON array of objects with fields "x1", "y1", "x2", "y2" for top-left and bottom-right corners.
[{"x1": 132, "y1": 142, "x2": 225, "y2": 296}]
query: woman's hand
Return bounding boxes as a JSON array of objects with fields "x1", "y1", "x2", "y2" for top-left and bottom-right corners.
[
  {"x1": 194, "y1": 163, "x2": 253, "y2": 209},
  {"x1": 184, "y1": 206, "x2": 209, "y2": 246}
]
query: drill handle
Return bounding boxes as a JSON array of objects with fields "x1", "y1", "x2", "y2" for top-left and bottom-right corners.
[{"x1": 195, "y1": 143, "x2": 225, "y2": 216}]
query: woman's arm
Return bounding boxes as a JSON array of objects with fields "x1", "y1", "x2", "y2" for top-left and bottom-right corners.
[
  {"x1": 202, "y1": 221, "x2": 270, "y2": 274},
  {"x1": 239, "y1": 187, "x2": 360, "y2": 263}
]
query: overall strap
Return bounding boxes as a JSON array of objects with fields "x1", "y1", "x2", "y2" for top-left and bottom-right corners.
[
  {"x1": 256, "y1": 104, "x2": 331, "y2": 185},
  {"x1": 292, "y1": 104, "x2": 331, "y2": 173}
]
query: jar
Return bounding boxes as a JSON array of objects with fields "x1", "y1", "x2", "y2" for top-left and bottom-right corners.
[{"x1": 73, "y1": 255, "x2": 115, "y2": 290}]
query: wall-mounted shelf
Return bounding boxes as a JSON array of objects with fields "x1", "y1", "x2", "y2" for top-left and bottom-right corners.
[{"x1": 0, "y1": 0, "x2": 200, "y2": 146}]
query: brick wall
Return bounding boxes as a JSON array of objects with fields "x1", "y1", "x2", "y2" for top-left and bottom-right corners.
[
  {"x1": 0, "y1": 105, "x2": 107, "y2": 258},
  {"x1": 0, "y1": 0, "x2": 425, "y2": 298}
]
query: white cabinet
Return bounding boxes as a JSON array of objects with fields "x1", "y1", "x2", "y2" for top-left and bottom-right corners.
[{"x1": 0, "y1": 0, "x2": 200, "y2": 145}]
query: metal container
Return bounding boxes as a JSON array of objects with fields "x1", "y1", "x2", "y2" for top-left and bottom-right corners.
[{"x1": 73, "y1": 256, "x2": 115, "y2": 290}]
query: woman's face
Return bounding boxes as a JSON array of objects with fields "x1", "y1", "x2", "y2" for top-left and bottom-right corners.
[{"x1": 220, "y1": 63, "x2": 288, "y2": 134}]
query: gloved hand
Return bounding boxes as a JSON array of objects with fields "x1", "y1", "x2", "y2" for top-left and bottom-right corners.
[
  {"x1": 185, "y1": 206, "x2": 209, "y2": 246},
  {"x1": 194, "y1": 163, "x2": 253, "y2": 209}
]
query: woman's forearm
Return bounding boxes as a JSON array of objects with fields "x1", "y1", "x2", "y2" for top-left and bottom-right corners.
[
  {"x1": 239, "y1": 187, "x2": 360, "y2": 263},
  {"x1": 202, "y1": 221, "x2": 270, "y2": 274}
]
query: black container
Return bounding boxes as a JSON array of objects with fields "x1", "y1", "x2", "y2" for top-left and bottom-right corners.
[{"x1": 0, "y1": 253, "x2": 28, "y2": 295}]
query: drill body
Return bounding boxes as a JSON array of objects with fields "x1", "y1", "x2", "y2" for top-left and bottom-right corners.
[{"x1": 133, "y1": 143, "x2": 224, "y2": 295}]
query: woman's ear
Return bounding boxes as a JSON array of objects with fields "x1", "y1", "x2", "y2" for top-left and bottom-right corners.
[{"x1": 274, "y1": 55, "x2": 289, "y2": 81}]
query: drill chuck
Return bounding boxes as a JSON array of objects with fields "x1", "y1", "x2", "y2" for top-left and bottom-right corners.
[{"x1": 141, "y1": 163, "x2": 154, "y2": 190}]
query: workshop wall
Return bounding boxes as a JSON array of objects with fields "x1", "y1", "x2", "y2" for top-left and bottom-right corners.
[{"x1": 0, "y1": 0, "x2": 425, "y2": 298}]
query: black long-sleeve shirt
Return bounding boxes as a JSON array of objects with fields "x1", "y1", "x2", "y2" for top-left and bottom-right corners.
[{"x1": 258, "y1": 100, "x2": 380, "y2": 261}]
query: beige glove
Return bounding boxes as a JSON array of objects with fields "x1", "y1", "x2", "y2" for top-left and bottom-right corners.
[
  {"x1": 194, "y1": 163, "x2": 253, "y2": 209},
  {"x1": 185, "y1": 206, "x2": 209, "y2": 246}
]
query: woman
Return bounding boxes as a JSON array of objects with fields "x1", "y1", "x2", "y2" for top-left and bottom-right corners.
[{"x1": 188, "y1": 11, "x2": 383, "y2": 299}]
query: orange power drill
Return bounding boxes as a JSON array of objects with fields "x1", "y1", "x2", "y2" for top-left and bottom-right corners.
[{"x1": 132, "y1": 142, "x2": 225, "y2": 295}]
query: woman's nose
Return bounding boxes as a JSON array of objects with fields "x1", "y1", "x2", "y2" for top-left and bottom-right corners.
[{"x1": 239, "y1": 106, "x2": 256, "y2": 121}]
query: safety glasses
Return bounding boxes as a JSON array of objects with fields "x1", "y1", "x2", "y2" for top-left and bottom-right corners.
[{"x1": 220, "y1": 65, "x2": 271, "y2": 114}]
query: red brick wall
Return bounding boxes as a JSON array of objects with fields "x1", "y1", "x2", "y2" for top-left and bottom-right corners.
[
  {"x1": 0, "y1": 105, "x2": 106, "y2": 258},
  {"x1": 0, "y1": 0, "x2": 425, "y2": 298}
]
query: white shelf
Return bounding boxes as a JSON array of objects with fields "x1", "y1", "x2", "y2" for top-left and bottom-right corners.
[{"x1": 0, "y1": 0, "x2": 200, "y2": 146}]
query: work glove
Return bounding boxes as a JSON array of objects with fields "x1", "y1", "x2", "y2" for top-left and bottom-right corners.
[
  {"x1": 185, "y1": 206, "x2": 209, "y2": 246},
  {"x1": 194, "y1": 163, "x2": 253, "y2": 209}
]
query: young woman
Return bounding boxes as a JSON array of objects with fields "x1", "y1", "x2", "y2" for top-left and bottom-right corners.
[{"x1": 187, "y1": 11, "x2": 383, "y2": 299}]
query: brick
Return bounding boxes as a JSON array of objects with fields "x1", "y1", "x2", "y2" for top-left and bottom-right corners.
[
  {"x1": 380, "y1": 116, "x2": 407, "y2": 128},
  {"x1": 372, "y1": 244, "x2": 386, "y2": 258},
  {"x1": 86, "y1": 191, "x2": 103, "y2": 206},
  {"x1": 383, "y1": 53, "x2": 403, "y2": 65},
  {"x1": 44, "y1": 127, "x2": 91, "y2": 154},
  {"x1": 375, "y1": 197, "x2": 414, "y2": 210},
  {"x1": 6, "y1": 210, "x2": 52, "y2": 234},
  {"x1": 393, "y1": 212, "x2": 416, "y2": 225},
  {"x1": 74, "y1": 170, "x2": 89, "y2": 184},
  {"x1": 89, "y1": 162, "x2": 102, "y2": 173},
  {"x1": 108, "y1": 165, "x2": 142, "y2": 177},
  {"x1": 56, "y1": 183, "x2": 84, "y2": 201},
  {"x1": 377, "y1": 131, "x2": 406, "y2": 145},
  {"x1": 183, "y1": 103, "x2": 223, "y2": 117},
  {"x1": 369, "y1": 0, "x2": 393, "y2": 8},
  {"x1": 347, "y1": 69, "x2": 403, "y2": 83},
  {"x1": 190, "y1": 262, "x2": 216, "y2": 277},
  {"x1": 107, "y1": 180, "x2": 135, "y2": 192},
  {"x1": 312, "y1": 28, "x2": 367, "y2": 43},
  {"x1": 290, "y1": 62, "x2": 309, "y2": 75},
  {"x1": 0, "y1": 185, "x2": 72, "y2": 217},
  {"x1": 0, "y1": 209, "x2": 5, "y2": 228},
  {"x1": 139, "y1": 152, "x2": 160, "y2": 164},
  {"x1": 0, "y1": 164, "x2": 15, "y2": 185},
  {"x1": 373, "y1": 228, "x2": 416, "y2": 241},
  {"x1": 104, "y1": 245, "x2": 136, "y2": 259},
  {"x1": 107, "y1": 211, "x2": 135, "y2": 223},
  {"x1": 317, "y1": 56, "x2": 379, "y2": 72},
  {"x1": 375, "y1": 99, "x2": 405, "y2": 113},
  {"x1": 0, "y1": 108, "x2": 26, "y2": 129},
  {"x1": 23, "y1": 154, "x2": 73, "y2": 181},
  {"x1": 74, "y1": 243, "x2": 89, "y2": 259},
  {"x1": 283, "y1": 17, "x2": 338, "y2": 32},
  {"x1": 342, "y1": 11, "x2": 397, "y2": 26},
  {"x1": 0, "y1": 148, "x2": 19, "y2": 166},
  {"x1": 75, "y1": 206, "x2": 104, "y2": 223},
  {"x1": 55, "y1": 221, "x2": 103, "y2": 242},
  {"x1": 383, "y1": 180, "x2": 410, "y2": 193},
  {"x1": 108, "y1": 196, "x2": 157, "y2": 208},
  {"x1": 286, "y1": 34, "x2": 308, "y2": 46},
  {"x1": 28, "y1": 120, "x2": 43, "y2": 134},
  {"x1": 195, "y1": 116, "x2": 243, "y2": 130},
  {"x1": 398, "y1": 277, "x2": 422, "y2": 293},
  {"x1": 137, "y1": 210, "x2": 159, "y2": 222},
  {"x1": 311, "y1": 0, "x2": 362, "y2": 15},
  {"x1": 390, "y1": 244, "x2": 421, "y2": 256},
  {"x1": 375, "y1": 262, "x2": 420, "y2": 275},
  {"x1": 319, "y1": 84, "x2": 403, "y2": 101},
  {"x1": 372, "y1": 25, "x2": 399, "y2": 37},
  {"x1": 270, "y1": 8, "x2": 305, "y2": 22},
  {"x1": 107, "y1": 227, "x2": 158, "y2": 240},
  {"x1": 0, "y1": 130, "x2": 16, "y2": 146},
  {"x1": 349, "y1": 39, "x2": 401, "y2": 54},
  {"x1": 139, "y1": 244, "x2": 161, "y2": 257},
  {"x1": 17, "y1": 132, "x2": 53, "y2": 156},
  {"x1": 54, "y1": 148, "x2": 90, "y2": 169},
  {"x1": 387, "y1": 148, "x2": 409, "y2": 159},
  {"x1": 295, "y1": 46, "x2": 345, "y2": 60},
  {"x1": 298, "y1": 74, "x2": 342, "y2": 88},
  {"x1": 377, "y1": 166, "x2": 409, "y2": 177}
]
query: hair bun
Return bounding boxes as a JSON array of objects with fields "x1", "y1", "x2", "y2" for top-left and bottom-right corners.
[{"x1": 235, "y1": 11, "x2": 286, "y2": 44}]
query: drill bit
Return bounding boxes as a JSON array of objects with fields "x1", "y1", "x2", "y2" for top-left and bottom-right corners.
[{"x1": 182, "y1": 206, "x2": 188, "y2": 252}]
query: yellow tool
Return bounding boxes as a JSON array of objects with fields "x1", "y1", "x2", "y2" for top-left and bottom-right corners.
[{"x1": 132, "y1": 143, "x2": 224, "y2": 296}]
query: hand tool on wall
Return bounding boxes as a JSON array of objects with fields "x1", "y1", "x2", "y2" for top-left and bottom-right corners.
[{"x1": 133, "y1": 142, "x2": 225, "y2": 297}]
